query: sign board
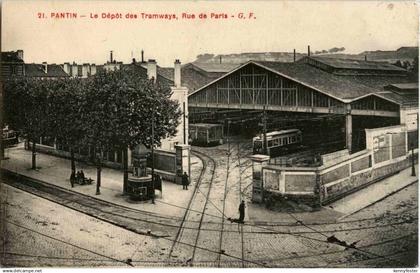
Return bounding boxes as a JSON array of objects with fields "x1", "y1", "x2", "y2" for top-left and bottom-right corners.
[
  {"x1": 405, "y1": 113, "x2": 418, "y2": 131},
  {"x1": 373, "y1": 135, "x2": 386, "y2": 152}
]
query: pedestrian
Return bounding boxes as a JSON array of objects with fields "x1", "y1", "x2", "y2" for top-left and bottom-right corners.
[
  {"x1": 76, "y1": 171, "x2": 81, "y2": 184},
  {"x1": 80, "y1": 170, "x2": 85, "y2": 184},
  {"x1": 238, "y1": 200, "x2": 245, "y2": 223},
  {"x1": 182, "y1": 171, "x2": 189, "y2": 190},
  {"x1": 227, "y1": 200, "x2": 246, "y2": 224},
  {"x1": 70, "y1": 171, "x2": 75, "y2": 188},
  {"x1": 155, "y1": 174, "x2": 162, "y2": 188}
]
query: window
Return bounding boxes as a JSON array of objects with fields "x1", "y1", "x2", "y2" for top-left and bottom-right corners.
[
  {"x1": 291, "y1": 136, "x2": 296, "y2": 143},
  {"x1": 268, "y1": 140, "x2": 273, "y2": 147},
  {"x1": 273, "y1": 139, "x2": 279, "y2": 146},
  {"x1": 283, "y1": 138, "x2": 288, "y2": 145}
]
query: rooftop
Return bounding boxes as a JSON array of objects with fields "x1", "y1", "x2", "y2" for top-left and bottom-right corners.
[
  {"x1": 25, "y1": 63, "x2": 69, "y2": 78},
  {"x1": 191, "y1": 62, "x2": 240, "y2": 73},
  {"x1": 254, "y1": 61, "x2": 382, "y2": 100},
  {"x1": 304, "y1": 56, "x2": 407, "y2": 73},
  {"x1": 1, "y1": 51, "x2": 24, "y2": 63},
  {"x1": 190, "y1": 59, "x2": 416, "y2": 105},
  {"x1": 157, "y1": 63, "x2": 228, "y2": 93},
  {"x1": 384, "y1": 83, "x2": 419, "y2": 91}
]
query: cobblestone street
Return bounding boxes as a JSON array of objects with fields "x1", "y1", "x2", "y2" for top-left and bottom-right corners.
[{"x1": 1, "y1": 141, "x2": 418, "y2": 267}]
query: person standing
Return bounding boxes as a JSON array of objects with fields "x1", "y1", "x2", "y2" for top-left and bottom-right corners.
[
  {"x1": 70, "y1": 171, "x2": 75, "y2": 188},
  {"x1": 238, "y1": 200, "x2": 245, "y2": 223},
  {"x1": 228, "y1": 200, "x2": 246, "y2": 224},
  {"x1": 182, "y1": 171, "x2": 189, "y2": 190}
]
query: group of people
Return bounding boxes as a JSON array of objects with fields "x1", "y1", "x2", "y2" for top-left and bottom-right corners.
[{"x1": 70, "y1": 170, "x2": 89, "y2": 187}]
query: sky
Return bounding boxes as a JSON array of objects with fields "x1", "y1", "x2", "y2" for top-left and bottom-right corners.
[{"x1": 2, "y1": 0, "x2": 419, "y2": 67}]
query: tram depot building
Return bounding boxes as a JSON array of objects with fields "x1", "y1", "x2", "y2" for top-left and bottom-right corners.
[
  {"x1": 188, "y1": 55, "x2": 419, "y2": 206},
  {"x1": 4, "y1": 49, "x2": 419, "y2": 206}
]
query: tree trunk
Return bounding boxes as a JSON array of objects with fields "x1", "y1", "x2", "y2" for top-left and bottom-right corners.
[
  {"x1": 31, "y1": 139, "x2": 37, "y2": 170},
  {"x1": 70, "y1": 147, "x2": 76, "y2": 173},
  {"x1": 96, "y1": 152, "x2": 102, "y2": 195},
  {"x1": 123, "y1": 148, "x2": 128, "y2": 194},
  {"x1": 96, "y1": 163, "x2": 101, "y2": 195},
  {"x1": 0, "y1": 143, "x2": 4, "y2": 160}
]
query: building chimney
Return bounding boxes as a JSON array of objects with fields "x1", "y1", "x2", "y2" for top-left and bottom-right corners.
[
  {"x1": 147, "y1": 59, "x2": 157, "y2": 82},
  {"x1": 63, "y1": 62, "x2": 71, "y2": 75},
  {"x1": 307, "y1": 45, "x2": 310, "y2": 57},
  {"x1": 141, "y1": 50, "x2": 144, "y2": 63},
  {"x1": 90, "y1": 64, "x2": 96, "y2": 76},
  {"x1": 82, "y1": 63, "x2": 90, "y2": 78},
  {"x1": 71, "y1": 63, "x2": 78, "y2": 77},
  {"x1": 293, "y1": 49, "x2": 296, "y2": 62},
  {"x1": 16, "y1": 50, "x2": 24, "y2": 61},
  {"x1": 110, "y1": 50, "x2": 113, "y2": 63},
  {"x1": 174, "y1": 59, "x2": 181, "y2": 87},
  {"x1": 42, "y1": 62, "x2": 48, "y2": 74},
  {"x1": 90, "y1": 64, "x2": 97, "y2": 75}
]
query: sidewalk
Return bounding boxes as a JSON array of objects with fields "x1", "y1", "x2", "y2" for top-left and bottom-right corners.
[
  {"x1": 1, "y1": 144, "x2": 201, "y2": 218},
  {"x1": 329, "y1": 165, "x2": 418, "y2": 217}
]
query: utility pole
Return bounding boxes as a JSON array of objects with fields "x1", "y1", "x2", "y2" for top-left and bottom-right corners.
[
  {"x1": 262, "y1": 105, "x2": 268, "y2": 155},
  {"x1": 183, "y1": 102, "x2": 186, "y2": 144},
  {"x1": 151, "y1": 111, "x2": 155, "y2": 204},
  {"x1": 227, "y1": 119, "x2": 230, "y2": 156},
  {"x1": 411, "y1": 113, "x2": 418, "y2": 177}
]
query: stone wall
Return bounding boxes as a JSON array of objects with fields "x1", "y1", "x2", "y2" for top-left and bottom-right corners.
[{"x1": 257, "y1": 125, "x2": 415, "y2": 207}]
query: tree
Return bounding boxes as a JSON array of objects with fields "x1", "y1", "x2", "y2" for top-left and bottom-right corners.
[
  {"x1": 49, "y1": 77, "x2": 86, "y2": 175},
  {"x1": 83, "y1": 67, "x2": 181, "y2": 195},
  {"x1": 4, "y1": 77, "x2": 54, "y2": 170},
  {"x1": 119, "y1": 65, "x2": 182, "y2": 193}
]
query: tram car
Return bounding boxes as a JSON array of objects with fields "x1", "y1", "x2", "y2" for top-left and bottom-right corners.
[
  {"x1": 2, "y1": 126, "x2": 18, "y2": 147},
  {"x1": 253, "y1": 129, "x2": 303, "y2": 156},
  {"x1": 189, "y1": 123, "x2": 224, "y2": 146}
]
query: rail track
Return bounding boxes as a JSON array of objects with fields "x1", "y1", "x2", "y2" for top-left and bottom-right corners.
[
  {"x1": 3, "y1": 167, "x2": 414, "y2": 237},
  {"x1": 2, "y1": 138, "x2": 418, "y2": 267},
  {"x1": 166, "y1": 149, "x2": 218, "y2": 266},
  {"x1": 0, "y1": 169, "x2": 185, "y2": 237}
]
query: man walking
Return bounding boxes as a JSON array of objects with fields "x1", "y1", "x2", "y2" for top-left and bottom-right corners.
[{"x1": 182, "y1": 171, "x2": 189, "y2": 190}]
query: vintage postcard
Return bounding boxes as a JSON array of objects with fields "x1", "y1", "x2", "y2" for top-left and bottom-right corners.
[{"x1": 0, "y1": 0, "x2": 418, "y2": 271}]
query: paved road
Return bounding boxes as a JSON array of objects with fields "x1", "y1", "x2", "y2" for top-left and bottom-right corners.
[{"x1": 2, "y1": 141, "x2": 418, "y2": 267}]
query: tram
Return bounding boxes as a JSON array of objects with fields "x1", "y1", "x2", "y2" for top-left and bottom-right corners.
[
  {"x1": 189, "y1": 123, "x2": 224, "y2": 146},
  {"x1": 2, "y1": 126, "x2": 18, "y2": 147},
  {"x1": 253, "y1": 129, "x2": 303, "y2": 156}
]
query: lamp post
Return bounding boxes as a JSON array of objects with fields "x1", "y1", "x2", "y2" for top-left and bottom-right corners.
[
  {"x1": 411, "y1": 148, "x2": 416, "y2": 177},
  {"x1": 96, "y1": 151, "x2": 101, "y2": 195},
  {"x1": 151, "y1": 111, "x2": 155, "y2": 204},
  {"x1": 411, "y1": 113, "x2": 418, "y2": 177}
]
